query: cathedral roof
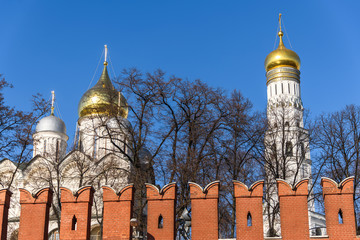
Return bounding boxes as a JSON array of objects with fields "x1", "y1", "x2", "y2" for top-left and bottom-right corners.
[
  {"x1": 35, "y1": 91, "x2": 67, "y2": 135},
  {"x1": 35, "y1": 115, "x2": 66, "y2": 135}
]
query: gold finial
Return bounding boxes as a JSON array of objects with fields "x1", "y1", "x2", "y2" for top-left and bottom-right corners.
[
  {"x1": 278, "y1": 13, "x2": 284, "y2": 48},
  {"x1": 51, "y1": 91, "x2": 55, "y2": 115},
  {"x1": 264, "y1": 13, "x2": 301, "y2": 72},
  {"x1": 104, "y1": 45, "x2": 108, "y2": 66},
  {"x1": 279, "y1": 13, "x2": 282, "y2": 32}
]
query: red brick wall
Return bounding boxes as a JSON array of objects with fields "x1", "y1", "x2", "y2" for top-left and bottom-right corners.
[
  {"x1": 0, "y1": 189, "x2": 11, "y2": 240},
  {"x1": 18, "y1": 188, "x2": 53, "y2": 240},
  {"x1": 277, "y1": 179, "x2": 310, "y2": 240},
  {"x1": 234, "y1": 180, "x2": 264, "y2": 240},
  {"x1": 59, "y1": 186, "x2": 94, "y2": 240},
  {"x1": 146, "y1": 182, "x2": 177, "y2": 240},
  {"x1": 189, "y1": 181, "x2": 219, "y2": 240},
  {"x1": 0, "y1": 178, "x2": 358, "y2": 239},
  {"x1": 321, "y1": 177, "x2": 356, "y2": 240},
  {"x1": 102, "y1": 184, "x2": 133, "y2": 240}
]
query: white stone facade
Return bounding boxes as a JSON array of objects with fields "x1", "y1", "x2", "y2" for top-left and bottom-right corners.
[
  {"x1": 263, "y1": 66, "x2": 326, "y2": 237},
  {"x1": 0, "y1": 113, "x2": 136, "y2": 240}
]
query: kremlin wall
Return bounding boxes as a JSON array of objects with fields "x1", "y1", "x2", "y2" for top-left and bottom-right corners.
[{"x1": 0, "y1": 177, "x2": 357, "y2": 240}]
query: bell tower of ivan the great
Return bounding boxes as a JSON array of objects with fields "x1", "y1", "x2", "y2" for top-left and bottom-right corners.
[{"x1": 262, "y1": 14, "x2": 326, "y2": 237}]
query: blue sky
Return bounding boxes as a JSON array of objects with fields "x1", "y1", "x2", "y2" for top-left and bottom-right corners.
[{"x1": 1, "y1": 1, "x2": 360, "y2": 142}]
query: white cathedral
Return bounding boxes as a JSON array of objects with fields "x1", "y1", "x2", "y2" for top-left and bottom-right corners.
[
  {"x1": 0, "y1": 16, "x2": 327, "y2": 240},
  {"x1": 0, "y1": 46, "x2": 154, "y2": 240}
]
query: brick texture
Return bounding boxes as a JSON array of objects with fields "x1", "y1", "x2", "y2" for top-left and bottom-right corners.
[
  {"x1": 146, "y1": 182, "x2": 177, "y2": 240},
  {"x1": 59, "y1": 186, "x2": 94, "y2": 240},
  {"x1": 0, "y1": 178, "x2": 357, "y2": 239},
  {"x1": 18, "y1": 188, "x2": 53, "y2": 240},
  {"x1": 321, "y1": 177, "x2": 356, "y2": 240},
  {"x1": 189, "y1": 181, "x2": 219, "y2": 240},
  {"x1": 277, "y1": 179, "x2": 310, "y2": 240},
  {"x1": 0, "y1": 189, "x2": 11, "y2": 240},
  {"x1": 102, "y1": 184, "x2": 133, "y2": 240},
  {"x1": 233, "y1": 180, "x2": 264, "y2": 240}
]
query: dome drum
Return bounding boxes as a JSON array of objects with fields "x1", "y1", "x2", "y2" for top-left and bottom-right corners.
[{"x1": 266, "y1": 67, "x2": 300, "y2": 84}]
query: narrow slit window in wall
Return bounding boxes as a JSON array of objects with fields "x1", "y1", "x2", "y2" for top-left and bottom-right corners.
[
  {"x1": 93, "y1": 136, "x2": 97, "y2": 158},
  {"x1": 286, "y1": 141, "x2": 293, "y2": 157},
  {"x1": 56, "y1": 140, "x2": 60, "y2": 161},
  {"x1": 281, "y1": 83, "x2": 283, "y2": 94},
  {"x1": 338, "y1": 209, "x2": 343, "y2": 224},
  {"x1": 72, "y1": 215, "x2": 77, "y2": 230},
  {"x1": 158, "y1": 215, "x2": 164, "y2": 229},
  {"x1": 301, "y1": 142, "x2": 305, "y2": 158},
  {"x1": 247, "y1": 212, "x2": 252, "y2": 227}
]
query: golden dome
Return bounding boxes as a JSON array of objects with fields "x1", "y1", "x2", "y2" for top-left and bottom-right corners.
[
  {"x1": 78, "y1": 62, "x2": 128, "y2": 118},
  {"x1": 264, "y1": 30, "x2": 301, "y2": 72}
]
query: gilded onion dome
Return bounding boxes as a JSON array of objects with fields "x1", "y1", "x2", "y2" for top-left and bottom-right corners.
[
  {"x1": 264, "y1": 15, "x2": 301, "y2": 72},
  {"x1": 78, "y1": 62, "x2": 128, "y2": 118}
]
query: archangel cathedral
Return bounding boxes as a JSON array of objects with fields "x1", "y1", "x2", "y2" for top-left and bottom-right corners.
[
  {"x1": 0, "y1": 46, "x2": 154, "y2": 239},
  {"x1": 0, "y1": 16, "x2": 327, "y2": 239}
]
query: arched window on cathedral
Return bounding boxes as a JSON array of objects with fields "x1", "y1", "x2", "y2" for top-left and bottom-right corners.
[
  {"x1": 49, "y1": 229, "x2": 59, "y2": 240},
  {"x1": 158, "y1": 215, "x2": 164, "y2": 229},
  {"x1": 44, "y1": 140, "x2": 47, "y2": 154},
  {"x1": 286, "y1": 142, "x2": 293, "y2": 157},
  {"x1": 271, "y1": 143, "x2": 277, "y2": 160},
  {"x1": 285, "y1": 121, "x2": 289, "y2": 128},
  {"x1": 338, "y1": 209, "x2": 344, "y2": 224},
  {"x1": 124, "y1": 137, "x2": 127, "y2": 154},
  {"x1": 78, "y1": 132, "x2": 84, "y2": 152},
  {"x1": 90, "y1": 225, "x2": 101, "y2": 240},
  {"x1": 247, "y1": 212, "x2": 252, "y2": 227},
  {"x1": 56, "y1": 140, "x2": 60, "y2": 161},
  {"x1": 300, "y1": 142, "x2": 305, "y2": 159}
]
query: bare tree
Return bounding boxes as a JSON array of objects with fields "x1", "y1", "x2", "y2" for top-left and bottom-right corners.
[
  {"x1": 216, "y1": 90, "x2": 262, "y2": 237},
  {"x1": 312, "y1": 104, "x2": 360, "y2": 229}
]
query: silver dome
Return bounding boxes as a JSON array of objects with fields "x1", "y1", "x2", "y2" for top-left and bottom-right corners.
[{"x1": 35, "y1": 115, "x2": 66, "y2": 134}]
